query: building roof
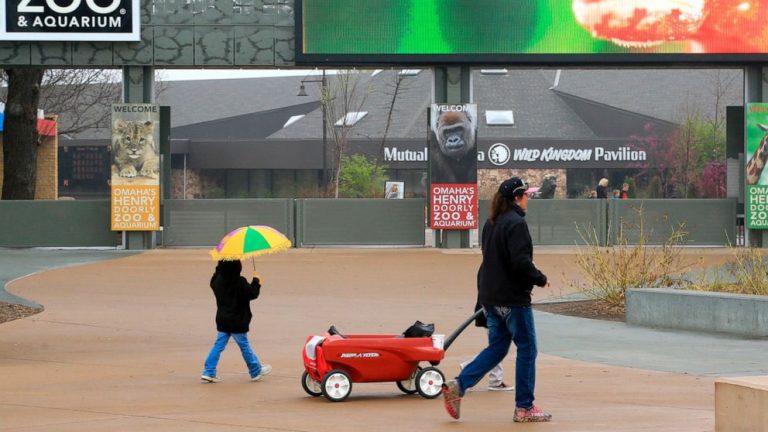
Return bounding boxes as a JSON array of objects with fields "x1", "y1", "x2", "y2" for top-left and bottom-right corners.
[
  {"x1": 552, "y1": 69, "x2": 743, "y2": 124},
  {"x1": 473, "y1": 69, "x2": 598, "y2": 139},
  {"x1": 62, "y1": 68, "x2": 744, "y2": 144},
  {"x1": 156, "y1": 75, "x2": 320, "y2": 128}
]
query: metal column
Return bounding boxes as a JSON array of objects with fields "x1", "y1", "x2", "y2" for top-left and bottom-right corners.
[{"x1": 121, "y1": 66, "x2": 156, "y2": 250}]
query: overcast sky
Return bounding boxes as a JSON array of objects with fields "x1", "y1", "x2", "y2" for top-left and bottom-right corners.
[{"x1": 156, "y1": 69, "x2": 325, "y2": 81}]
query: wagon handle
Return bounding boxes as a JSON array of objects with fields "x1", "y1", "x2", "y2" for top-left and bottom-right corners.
[{"x1": 443, "y1": 309, "x2": 483, "y2": 351}]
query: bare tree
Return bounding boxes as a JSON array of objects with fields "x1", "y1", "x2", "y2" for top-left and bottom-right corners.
[
  {"x1": 672, "y1": 107, "x2": 701, "y2": 198},
  {"x1": 319, "y1": 70, "x2": 371, "y2": 198},
  {"x1": 702, "y1": 70, "x2": 736, "y2": 161},
  {"x1": 38, "y1": 69, "x2": 121, "y2": 136},
  {"x1": 1, "y1": 68, "x2": 44, "y2": 200},
  {"x1": 376, "y1": 70, "x2": 407, "y2": 167},
  {"x1": 1, "y1": 68, "x2": 122, "y2": 199}
]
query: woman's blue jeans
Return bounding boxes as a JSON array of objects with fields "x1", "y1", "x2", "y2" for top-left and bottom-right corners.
[
  {"x1": 203, "y1": 331, "x2": 264, "y2": 378},
  {"x1": 457, "y1": 305, "x2": 538, "y2": 409}
]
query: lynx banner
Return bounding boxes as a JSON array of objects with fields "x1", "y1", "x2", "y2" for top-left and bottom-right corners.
[
  {"x1": 429, "y1": 104, "x2": 478, "y2": 229},
  {"x1": 111, "y1": 104, "x2": 160, "y2": 231},
  {"x1": 746, "y1": 103, "x2": 768, "y2": 229}
]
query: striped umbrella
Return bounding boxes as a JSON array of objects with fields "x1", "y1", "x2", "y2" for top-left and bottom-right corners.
[{"x1": 210, "y1": 225, "x2": 292, "y2": 262}]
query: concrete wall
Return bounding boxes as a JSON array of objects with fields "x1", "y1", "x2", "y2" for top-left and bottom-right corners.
[
  {"x1": 479, "y1": 199, "x2": 608, "y2": 246},
  {"x1": 610, "y1": 199, "x2": 737, "y2": 246},
  {"x1": 0, "y1": 129, "x2": 58, "y2": 200},
  {"x1": 0, "y1": 198, "x2": 742, "y2": 248},
  {"x1": 0, "y1": 200, "x2": 116, "y2": 247},
  {"x1": 163, "y1": 199, "x2": 294, "y2": 247},
  {"x1": 626, "y1": 288, "x2": 768, "y2": 337},
  {"x1": 297, "y1": 199, "x2": 425, "y2": 246}
]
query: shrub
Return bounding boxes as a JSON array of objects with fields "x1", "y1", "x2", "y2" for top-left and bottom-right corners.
[
  {"x1": 689, "y1": 247, "x2": 768, "y2": 296},
  {"x1": 338, "y1": 155, "x2": 388, "y2": 198},
  {"x1": 572, "y1": 207, "x2": 689, "y2": 308}
]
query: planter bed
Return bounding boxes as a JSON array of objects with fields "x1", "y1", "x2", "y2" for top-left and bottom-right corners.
[{"x1": 626, "y1": 288, "x2": 768, "y2": 337}]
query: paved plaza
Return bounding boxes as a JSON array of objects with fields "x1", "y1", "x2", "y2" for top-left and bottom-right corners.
[{"x1": 1, "y1": 247, "x2": 766, "y2": 431}]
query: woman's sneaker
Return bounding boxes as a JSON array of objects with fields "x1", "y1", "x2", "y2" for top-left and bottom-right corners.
[
  {"x1": 513, "y1": 405, "x2": 552, "y2": 422},
  {"x1": 251, "y1": 364, "x2": 273, "y2": 381},
  {"x1": 200, "y1": 374, "x2": 221, "y2": 383},
  {"x1": 441, "y1": 380, "x2": 462, "y2": 419},
  {"x1": 488, "y1": 382, "x2": 514, "y2": 391}
]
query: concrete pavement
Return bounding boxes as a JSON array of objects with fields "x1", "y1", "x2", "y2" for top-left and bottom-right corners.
[{"x1": 0, "y1": 247, "x2": 764, "y2": 431}]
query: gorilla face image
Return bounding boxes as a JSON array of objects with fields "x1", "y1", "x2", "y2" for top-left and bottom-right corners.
[
  {"x1": 436, "y1": 111, "x2": 475, "y2": 161},
  {"x1": 430, "y1": 106, "x2": 477, "y2": 184}
]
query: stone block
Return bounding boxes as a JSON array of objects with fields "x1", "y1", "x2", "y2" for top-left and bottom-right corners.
[{"x1": 716, "y1": 376, "x2": 768, "y2": 432}]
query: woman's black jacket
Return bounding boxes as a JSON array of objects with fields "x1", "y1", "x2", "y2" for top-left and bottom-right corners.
[{"x1": 477, "y1": 205, "x2": 547, "y2": 307}]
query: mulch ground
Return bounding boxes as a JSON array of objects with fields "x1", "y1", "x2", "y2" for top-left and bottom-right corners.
[
  {"x1": 533, "y1": 299, "x2": 625, "y2": 322},
  {"x1": 0, "y1": 302, "x2": 43, "y2": 324}
]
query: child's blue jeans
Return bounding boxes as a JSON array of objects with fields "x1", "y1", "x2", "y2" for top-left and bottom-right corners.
[{"x1": 203, "y1": 331, "x2": 264, "y2": 378}]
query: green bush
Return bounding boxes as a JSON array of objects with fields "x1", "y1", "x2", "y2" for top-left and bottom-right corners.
[{"x1": 338, "y1": 155, "x2": 388, "y2": 198}]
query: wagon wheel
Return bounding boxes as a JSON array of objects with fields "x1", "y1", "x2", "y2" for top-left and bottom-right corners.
[
  {"x1": 396, "y1": 366, "x2": 421, "y2": 394},
  {"x1": 301, "y1": 371, "x2": 323, "y2": 397},
  {"x1": 415, "y1": 366, "x2": 444, "y2": 399},
  {"x1": 322, "y1": 369, "x2": 352, "y2": 402}
]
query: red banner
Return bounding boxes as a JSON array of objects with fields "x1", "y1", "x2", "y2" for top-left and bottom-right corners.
[{"x1": 430, "y1": 183, "x2": 478, "y2": 229}]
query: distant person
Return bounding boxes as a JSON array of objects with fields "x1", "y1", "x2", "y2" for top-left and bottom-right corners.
[
  {"x1": 595, "y1": 178, "x2": 609, "y2": 199},
  {"x1": 588, "y1": 190, "x2": 598, "y2": 199},
  {"x1": 442, "y1": 176, "x2": 551, "y2": 423},
  {"x1": 201, "y1": 260, "x2": 272, "y2": 383},
  {"x1": 459, "y1": 302, "x2": 513, "y2": 392},
  {"x1": 538, "y1": 175, "x2": 557, "y2": 199},
  {"x1": 620, "y1": 183, "x2": 630, "y2": 199},
  {"x1": 612, "y1": 189, "x2": 621, "y2": 199}
]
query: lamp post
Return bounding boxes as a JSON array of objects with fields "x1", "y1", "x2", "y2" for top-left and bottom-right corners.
[{"x1": 297, "y1": 70, "x2": 328, "y2": 191}]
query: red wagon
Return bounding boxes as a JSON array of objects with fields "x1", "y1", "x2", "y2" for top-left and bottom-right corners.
[
  {"x1": 301, "y1": 313, "x2": 481, "y2": 402},
  {"x1": 301, "y1": 325, "x2": 446, "y2": 402}
]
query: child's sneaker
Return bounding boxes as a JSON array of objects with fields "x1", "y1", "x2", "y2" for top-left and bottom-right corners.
[
  {"x1": 200, "y1": 374, "x2": 221, "y2": 383},
  {"x1": 488, "y1": 382, "x2": 514, "y2": 391},
  {"x1": 251, "y1": 364, "x2": 272, "y2": 381},
  {"x1": 513, "y1": 405, "x2": 552, "y2": 422},
  {"x1": 441, "y1": 380, "x2": 462, "y2": 420}
]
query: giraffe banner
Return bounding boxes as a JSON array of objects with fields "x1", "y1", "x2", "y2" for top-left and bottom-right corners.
[{"x1": 746, "y1": 103, "x2": 768, "y2": 229}]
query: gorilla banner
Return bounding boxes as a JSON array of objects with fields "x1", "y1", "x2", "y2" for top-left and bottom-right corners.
[{"x1": 429, "y1": 104, "x2": 478, "y2": 230}]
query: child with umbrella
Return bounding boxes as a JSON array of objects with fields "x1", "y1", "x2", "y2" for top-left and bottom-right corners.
[
  {"x1": 201, "y1": 225, "x2": 291, "y2": 382},
  {"x1": 201, "y1": 259, "x2": 271, "y2": 383}
]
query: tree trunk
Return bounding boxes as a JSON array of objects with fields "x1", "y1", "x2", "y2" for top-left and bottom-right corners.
[{"x1": 2, "y1": 68, "x2": 45, "y2": 200}]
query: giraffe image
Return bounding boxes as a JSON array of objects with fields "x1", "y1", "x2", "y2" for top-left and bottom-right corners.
[{"x1": 747, "y1": 124, "x2": 768, "y2": 185}]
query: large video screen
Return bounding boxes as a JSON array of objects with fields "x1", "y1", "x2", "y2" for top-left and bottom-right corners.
[{"x1": 297, "y1": 0, "x2": 768, "y2": 63}]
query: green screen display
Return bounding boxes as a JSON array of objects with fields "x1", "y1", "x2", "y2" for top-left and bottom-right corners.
[{"x1": 298, "y1": 0, "x2": 768, "y2": 61}]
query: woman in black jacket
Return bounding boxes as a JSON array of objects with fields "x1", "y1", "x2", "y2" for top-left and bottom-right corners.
[
  {"x1": 442, "y1": 176, "x2": 551, "y2": 423},
  {"x1": 201, "y1": 260, "x2": 272, "y2": 383}
]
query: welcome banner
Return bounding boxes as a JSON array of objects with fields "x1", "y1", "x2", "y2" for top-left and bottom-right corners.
[
  {"x1": 429, "y1": 104, "x2": 478, "y2": 229},
  {"x1": 110, "y1": 104, "x2": 160, "y2": 231}
]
